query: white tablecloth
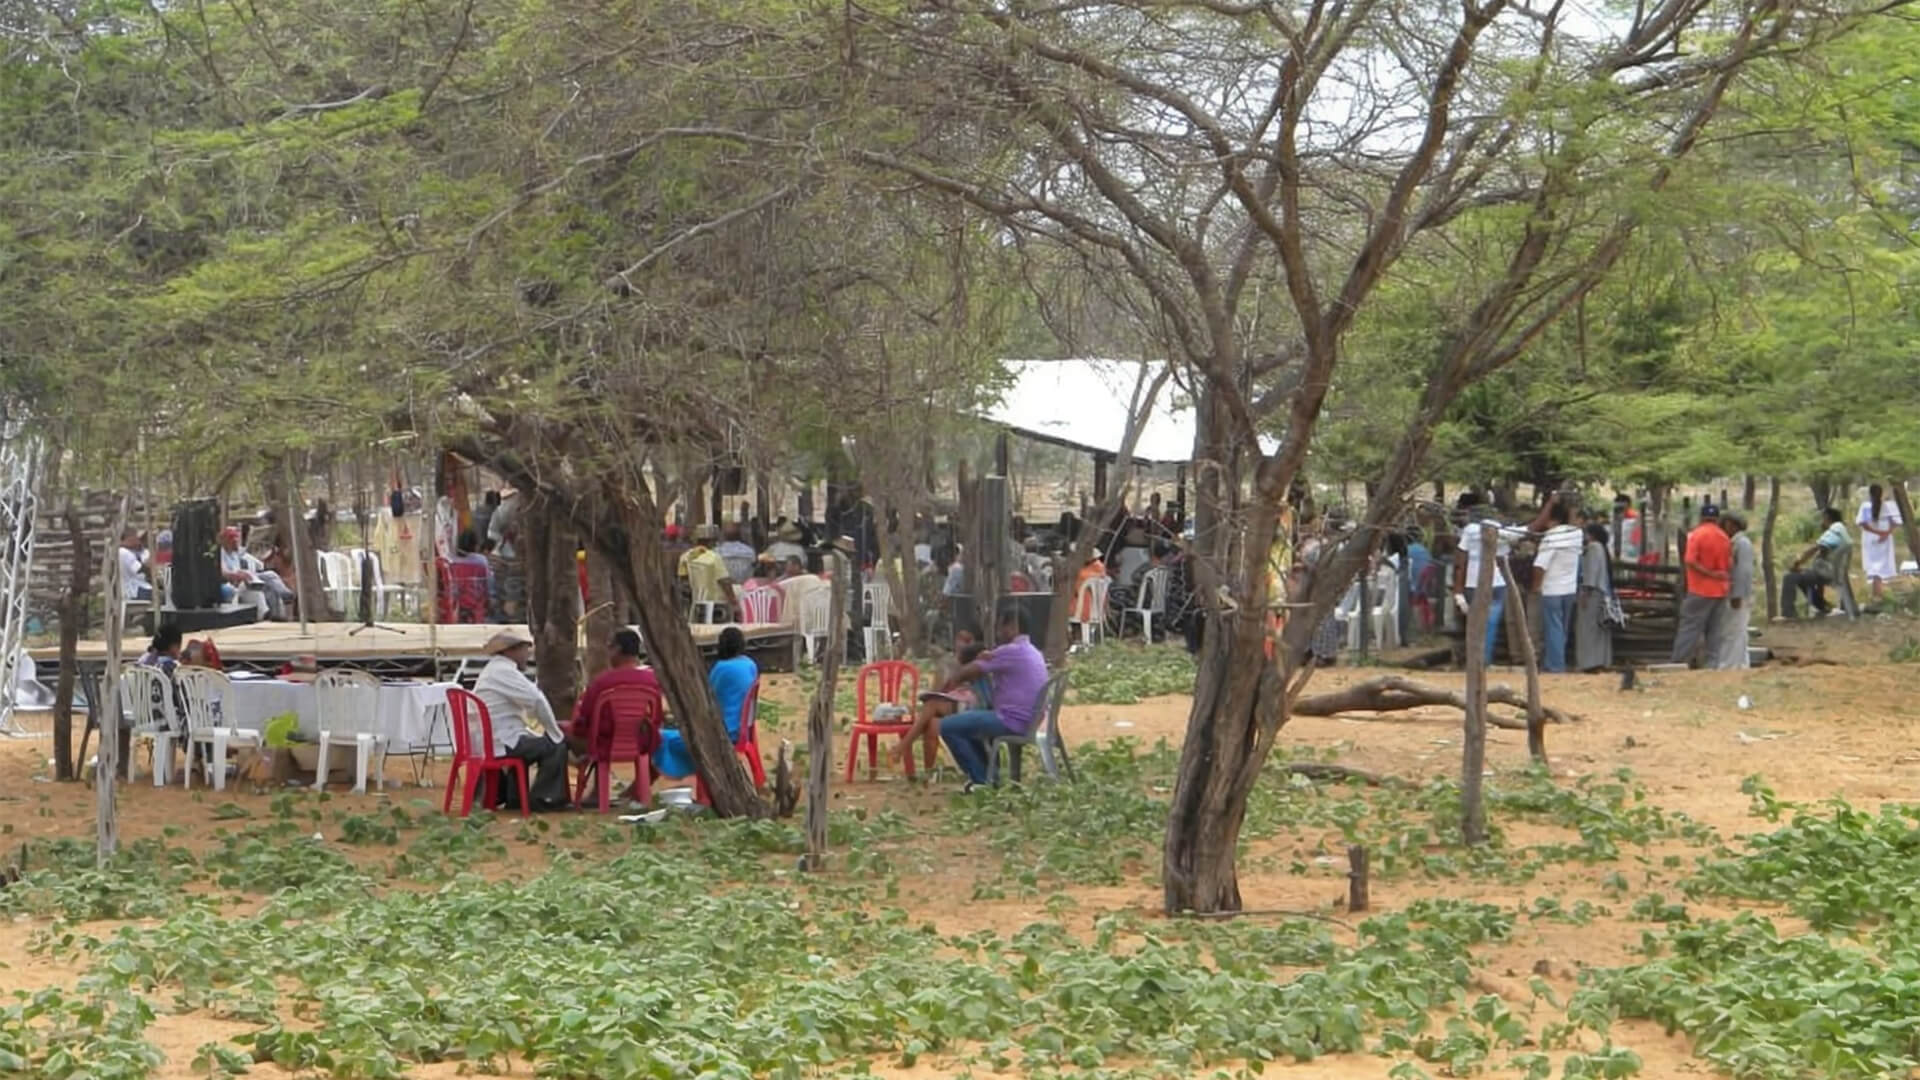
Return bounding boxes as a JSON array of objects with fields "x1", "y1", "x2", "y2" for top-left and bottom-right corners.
[{"x1": 224, "y1": 679, "x2": 456, "y2": 750}]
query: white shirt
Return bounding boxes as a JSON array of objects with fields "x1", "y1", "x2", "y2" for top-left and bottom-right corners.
[
  {"x1": 1461, "y1": 520, "x2": 1526, "y2": 591},
  {"x1": 1532, "y1": 524, "x2": 1583, "y2": 596},
  {"x1": 1857, "y1": 499, "x2": 1902, "y2": 534},
  {"x1": 769, "y1": 541, "x2": 807, "y2": 566},
  {"x1": 118, "y1": 546, "x2": 149, "y2": 599},
  {"x1": 220, "y1": 547, "x2": 263, "y2": 578},
  {"x1": 472, "y1": 654, "x2": 559, "y2": 755}
]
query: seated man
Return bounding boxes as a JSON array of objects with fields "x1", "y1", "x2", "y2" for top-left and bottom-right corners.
[
  {"x1": 472, "y1": 631, "x2": 570, "y2": 811},
  {"x1": 218, "y1": 527, "x2": 295, "y2": 619},
  {"x1": 1781, "y1": 507, "x2": 1852, "y2": 618},
  {"x1": 716, "y1": 523, "x2": 758, "y2": 586},
  {"x1": 118, "y1": 529, "x2": 152, "y2": 602},
  {"x1": 568, "y1": 629, "x2": 662, "y2": 799},
  {"x1": 938, "y1": 607, "x2": 1049, "y2": 791}
]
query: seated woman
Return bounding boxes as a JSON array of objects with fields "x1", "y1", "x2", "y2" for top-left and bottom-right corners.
[{"x1": 653, "y1": 626, "x2": 758, "y2": 783}]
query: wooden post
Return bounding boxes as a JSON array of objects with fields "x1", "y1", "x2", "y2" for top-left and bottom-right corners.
[
  {"x1": 1503, "y1": 580, "x2": 1545, "y2": 764},
  {"x1": 1357, "y1": 556, "x2": 1373, "y2": 659},
  {"x1": 1093, "y1": 454, "x2": 1110, "y2": 503},
  {"x1": 1461, "y1": 525, "x2": 1495, "y2": 846},
  {"x1": 96, "y1": 496, "x2": 128, "y2": 866},
  {"x1": 804, "y1": 552, "x2": 848, "y2": 872},
  {"x1": 1761, "y1": 477, "x2": 1781, "y2": 622},
  {"x1": 1346, "y1": 845, "x2": 1370, "y2": 913},
  {"x1": 1888, "y1": 480, "x2": 1920, "y2": 573}
]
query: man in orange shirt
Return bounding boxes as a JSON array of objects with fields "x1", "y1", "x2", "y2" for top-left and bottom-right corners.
[{"x1": 1671, "y1": 504, "x2": 1731, "y2": 666}]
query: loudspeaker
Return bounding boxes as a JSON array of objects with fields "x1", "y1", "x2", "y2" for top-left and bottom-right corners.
[{"x1": 169, "y1": 498, "x2": 223, "y2": 610}]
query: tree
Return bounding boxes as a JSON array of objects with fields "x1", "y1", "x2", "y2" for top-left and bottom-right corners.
[{"x1": 852, "y1": 0, "x2": 1900, "y2": 912}]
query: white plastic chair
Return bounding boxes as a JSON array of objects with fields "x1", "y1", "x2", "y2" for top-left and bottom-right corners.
[
  {"x1": 314, "y1": 667, "x2": 387, "y2": 793},
  {"x1": 862, "y1": 580, "x2": 891, "y2": 627},
  {"x1": 1127, "y1": 567, "x2": 1170, "y2": 641},
  {"x1": 122, "y1": 663, "x2": 181, "y2": 786},
  {"x1": 1068, "y1": 576, "x2": 1110, "y2": 647},
  {"x1": 319, "y1": 551, "x2": 356, "y2": 614},
  {"x1": 1343, "y1": 566, "x2": 1402, "y2": 651},
  {"x1": 175, "y1": 667, "x2": 259, "y2": 792},
  {"x1": 798, "y1": 589, "x2": 831, "y2": 664},
  {"x1": 738, "y1": 587, "x2": 780, "y2": 625}
]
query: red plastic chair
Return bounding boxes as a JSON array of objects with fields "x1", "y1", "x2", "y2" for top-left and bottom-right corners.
[
  {"x1": 436, "y1": 558, "x2": 489, "y2": 624},
  {"x1": 442, "y1": 687, "x2": 530, "y2": 818},
  {"x1": 845, "y1": 660, "x2": 923, "y2": 781},
  {"x1": 694, "y1": 680, "x2": 766, "y2": 804},
  {"x1": 573, "y1": 683, "x2": 662, "y2": 812}
]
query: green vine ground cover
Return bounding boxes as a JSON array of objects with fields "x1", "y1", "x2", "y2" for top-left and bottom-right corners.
[{"x1": 2, "y1": 753, "x2": 1917, "y2": 1078}]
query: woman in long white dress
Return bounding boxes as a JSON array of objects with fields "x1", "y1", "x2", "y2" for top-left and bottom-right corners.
[{"x1": 1856, "y1": 484, "x2": 1903, "y2": 602}]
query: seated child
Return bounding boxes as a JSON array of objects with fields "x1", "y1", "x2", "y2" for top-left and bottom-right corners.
[{"x1": 893, "y1": 640, "x2": 990, "y2": 774}]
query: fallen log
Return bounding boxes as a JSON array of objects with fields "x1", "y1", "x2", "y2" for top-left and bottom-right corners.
[
  {"x1": 1293, "y1": 675, "x2": 1585, "y2": 729},
  {"x1": 1282, "y1": 762, "x2": 1406, "y2": 787}
]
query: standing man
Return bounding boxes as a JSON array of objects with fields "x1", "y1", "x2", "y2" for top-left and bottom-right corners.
[
  {"x1": 1714, "y1": 513, "x2": 1755, "y2": 669},
  {"x1": 472, "y1": 631, "x2": 570, "y2": 811},
  {"x1": 1531, "y1": 502, "x2": 1583, "y2": 673},
  {"x1": 938, "y1": 606, "x2": 1049, "y2": 791},
  {"x1": 1671, "y1": 504, "x2": 1730, "y2": 667}
]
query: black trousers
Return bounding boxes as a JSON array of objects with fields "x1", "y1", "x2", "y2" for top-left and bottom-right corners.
[
  {"x1": 498, "y1": 735, "x2": 570, "y2": 810},
  {"x1": 1781, "y1": 570, "x2": 1830, "y2": 618}
]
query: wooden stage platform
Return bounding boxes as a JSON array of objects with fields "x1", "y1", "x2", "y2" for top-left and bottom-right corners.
[{"x1": 35, "y1": 621, "x2": 795, "y2": 678}]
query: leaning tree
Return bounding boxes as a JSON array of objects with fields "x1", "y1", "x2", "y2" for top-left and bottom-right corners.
[{"x1": 849, "y1": 0, "x2": 1903, "y2": 911}]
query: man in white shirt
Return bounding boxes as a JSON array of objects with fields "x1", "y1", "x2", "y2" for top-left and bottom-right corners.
[
  {"x1": 768, "y1": 522, "x2": 808, "y2": 567},
  {"x1": 471, "y1": 631, "x2": 570, "y2": 811},
  {"x1": 1451, "y1": 492, "x2": 1555, "y2": 664},
  {"x1": 117, "y1": 529, "x2": 151, "y2": 602},
  {"x1": 1531, "y1": 502, "x2": 1583, "y2": 673},
  {"x1": 218, "y1": 527, "x2": 294, "y2": 620}
]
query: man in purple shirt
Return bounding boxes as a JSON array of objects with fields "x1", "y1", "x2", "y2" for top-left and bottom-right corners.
[{"x1": 939, "y1": 607, "x2": 1050, "y2": 789}]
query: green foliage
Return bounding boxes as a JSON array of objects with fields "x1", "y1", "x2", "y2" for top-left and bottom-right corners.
[{"x1": 1066, "y1": 644, "x2": 1196, "y2": 705}]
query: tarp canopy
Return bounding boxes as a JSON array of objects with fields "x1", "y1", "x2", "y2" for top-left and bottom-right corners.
[{"x1": 985, "y1": 358, "x2": 1276, "y2": 465}]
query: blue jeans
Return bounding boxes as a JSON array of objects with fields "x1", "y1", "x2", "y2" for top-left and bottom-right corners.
[
  {"x1": 1465, "y1": 586, "x2": 1505, "y2": 661},
  {"x1": 940, "y1": 709, "x2": 1014, "y2": 785},
  {"x1": 1541, "y1": 592, "x2": 1575, "y2": 673}
]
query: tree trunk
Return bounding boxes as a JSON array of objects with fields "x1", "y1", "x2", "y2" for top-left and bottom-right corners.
[
  {"x1": 524, "y1": 504, "x2": 581, "y2": 723},
  {"x1": 51, "y1": 505, "x2": 89, "y2": 782},
  {"x1": 1461, "y1": 528, "x2": 1495, "y2": 846},
  {"x1": 1809, "y1": 475, "x2": 1833, "y2": 512},
  {"x1": 266, "y1": 464, "x2": 331, "y2": 622},
  {"x1": 97, "y1": 496, "x2": 129, "y2": 865},
  {"x1": 1888, "y1": 480, "x2": 1920, "y2": 572},
  {"x1": 1762, "y1": 477, "x2": 1781, "y2": 622},
  {"x1": 583, "y1": 549, "x2": 618, "y2": 682},
  {"x1": 607, "y1": 475, "x2": 766, "y2": 818},
  {"x1": 1502, "y1": 581, "x2": 1545, "y2": 764},
  {"x1": 804, "y1": 552, "x2": 847, "y2": 871},
  {"x1": 1742, "y1": 474, "x2": 1756, "y2": 511}
]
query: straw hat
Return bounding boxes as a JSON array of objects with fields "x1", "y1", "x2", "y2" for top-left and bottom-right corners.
[
  {"x1": 693, "y1": 523, "x2": 719, "y2": 543},
  {"x1": 483, "y1": 630, "x2": 533, "y2": 655},
  {"x1": 777, "y1": 523, "x2": 803, "y2": 542}
]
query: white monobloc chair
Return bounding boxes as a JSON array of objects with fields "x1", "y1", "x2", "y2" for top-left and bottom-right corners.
[
  {"x1": 315, "y1": 667, "x2": 388, "y2": 793},
  {"x1": 175, "y1": 667, "x2": 260, "y2": 792},
  {"x1": 122, "y1": 663, "x2": 182, "y2": 786}
]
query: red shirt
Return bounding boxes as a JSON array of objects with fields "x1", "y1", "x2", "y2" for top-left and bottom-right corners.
[
  {"x1": 1683, "y1": 524, "x2": 1731, "y2": 598},
  {"x1": 570, "y1": 664, "x2": 662, "y2": 750}
]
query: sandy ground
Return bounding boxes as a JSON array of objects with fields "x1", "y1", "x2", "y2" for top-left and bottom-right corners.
[{"x1": 3, "y1": 623, "x2": 1916, "y2": 1078}]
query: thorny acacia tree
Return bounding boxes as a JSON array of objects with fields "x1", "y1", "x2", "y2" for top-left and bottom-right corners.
[{"x1": 852, "y1": 0, "x2": 1905, "y2": 911}]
